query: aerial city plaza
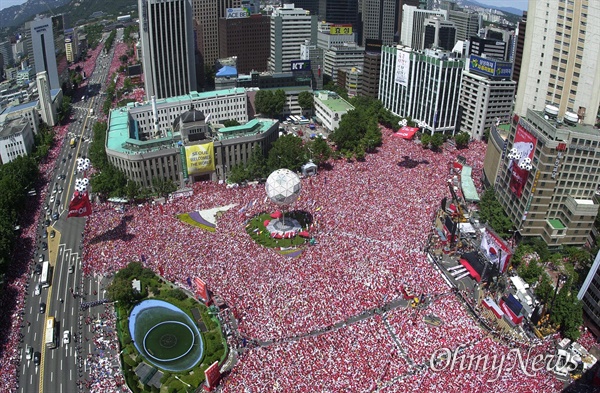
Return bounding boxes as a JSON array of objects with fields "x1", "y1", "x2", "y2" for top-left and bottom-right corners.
[{"x1": 2, "y1": 0, "x2": 600, "y2": 392}]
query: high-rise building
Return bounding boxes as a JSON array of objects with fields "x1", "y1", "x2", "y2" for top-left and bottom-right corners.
[
  {"x1": 514, "y1": 0, "x2": 600, "y2": 125},
  {"x1": 441, "y1": 1, "x2": 481, "y2": 42},
  {"x1": 139, "y1": 0, "x2": 198, "y2": 99},
  {"x1": 241, "y1": 0, "x2": 260, "y2": 14},
  {"x1": 379, "y1": 46, "x2": 463, "y2": 134},
  {"x1": 268, "y1": 4, "x2": 317, "y2": 73},
  {"x1": 283, "y1": 0, "x2": 318, "y2": 15},
  {"x1": 467, "y1": 36, "x2": 508, "y2": 61},
  {"x1": 401, "y1": 5, "x2": 447, "y2": 50},
  {"x1": 317, "y1": 21, "x2": 356, "y2": 49},
  {"x1": 395, "y1": 0, "x2": 421, "y2": 43},
  {"x1": 29, "y1": 17, "x2": 60, "y2": 90},
  {"x1": 359, "y1": 40, "x2": 382, "y2": 98},
  {"x1": 483, "y1": 26, "x2": 515, "y2": 61},
  {"x1": 458, "y1": 64, "x2": 515, "y2": 140},
  {"x1": 0, "y1": 117, "x2": 34, "y2": 165},
  {"x1": 319, "y1": 0, "x2": 360, "y2": 32},
  {"x1": 323, "y1": 42, "x2": 364, "y2": 82},
  {"x1": 300, "y1": 40, "x2": 324, "y2": 90},
  {"x1": 0, "y1": 41, "x2": 13, "y2": 69},
  {"x1": 36, "y1": 71, "x2": 57, "y2": 126},
  {"x1": 192, "y1": 0, "x2": 241, "y2": 66},
  {"x1": 512, "y1": 11, "x2": 527, "y2": 86},
  {"x1": 578, "y1": 251, "x2": 600, "y2": 336},
  {"x1": 423, "y1": 16, "x2": 456, "y2": 51},
  {"x1": 218, "y1": 14, "x2": 270, "y2": 74},
  {"x1": 491, "y1": 0, "x2": 600, "y2": 248},
  {"x1": 361, "y1": 0, "x2": 396, "y2": 46},
  {"x1": 64, "y1": 28, "x2": 80, "y2": 63}
]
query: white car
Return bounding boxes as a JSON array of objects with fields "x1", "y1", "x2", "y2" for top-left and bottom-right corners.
[
  {"x1": 63, "y1": 330, "x2": 70, "y2": 344},
  {"x1": 25, "y1": 346, "x2": 33, "y2": 360},
  {"x1": 34, "y1": 284, "x2": 41, "y2": 296},
  {"x1": 49, "y1": 196, "x2": 55, "y2": 203}
]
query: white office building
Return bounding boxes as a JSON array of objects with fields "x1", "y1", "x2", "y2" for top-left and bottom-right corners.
[
  {"x1": 314, "y1": 90, "x2": 355, "y2": 132},
  {"x1": 323, "y1": 42, "x2": 364, "y2": 82},
  {"x1": 379, "y1": 46, "x2": 464, "y2": 134},
  {"x1": 36, "y1": 71, "x2": 57, "y2": 126},
  {"x1": 268, "y1": 3, "x2": 317, "y2": 73},
  {"x1": 401, "y1": 5, "x2": 447, "y2": 50},
  {"x1": 0, "y1": 117, "x2": 34, "y2": 164}
]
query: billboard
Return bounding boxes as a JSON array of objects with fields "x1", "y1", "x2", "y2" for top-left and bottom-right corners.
[
  {"x1": 479, "y1": 228, "x2": 512, "y2": 273},
  {"x1": 330, "y1": 24, "x2": 352, "y2": 35},
  {"x1": 395, "y1": 50, "x2": 410, "y2": 87},
  {"x1": 509, "y1": 124, "x2": 537, "y2": 198},
  {"x1": 226, "y1": 7, "x2": 249, "y2": 19},
  {"x1": 291, "y1": 60, "x2": 311, "y2": 72},
  {"x1": 365, "y1": 39, "x2": 382, "y2": 53},
  {"x1": 469, "y1": 55, "x2": 512, "y2": 78},
  {"x1": 185, "y1": 143, "x2": 215, "y2": 175},
  {"x1": 205, "y1": 361, "x2": 221, "y2": 388}
]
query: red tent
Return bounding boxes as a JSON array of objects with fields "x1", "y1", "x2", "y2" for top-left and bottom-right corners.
[
  {"x1": 298, "y1": 231, "x2": 310, "y2": 238},
  {"x1": 274, "y1": 233, "x2": 283, "y2": 239},
  {"x1": 263, "y1": 220, "x2": 271, "y2": 227},
  {"x1": 394, "y1": 126, "x2": 419, "y2": 140},
  {"x1": 270, "y1": 211, "x2": 282, "y2": 219}
]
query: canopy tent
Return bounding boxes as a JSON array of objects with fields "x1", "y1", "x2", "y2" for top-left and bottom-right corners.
[
  {"x1": 270, "y1": 211, "x2": 282, "y2": 219},
  {"x1": 459, "y1": 252, "x2": 486, "y2": 283},
  {"x1": 216, "y1": 65, "x2": 237, "y2": 77},
  {"x1": 394, "y1": 126, "x2": 419, "y2": 139},
  {"x1": 460, "y1": 165, "x2": 480, "y2": 202},
  {"x1": 263, "y1": 220, "x2": 271, "y2": 227},
  {"x1": 500, "y1": 294, "x2": 524, "y2": 325}
]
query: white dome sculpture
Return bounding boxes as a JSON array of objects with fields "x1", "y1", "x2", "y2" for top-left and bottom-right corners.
[{"x1": 265, "y1": 169, "x2": 301, "y2": 206}]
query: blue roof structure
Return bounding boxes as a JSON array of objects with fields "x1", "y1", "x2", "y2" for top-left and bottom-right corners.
[{"x1": 216, "y1": 66, "x2": 237, "y2": 78}]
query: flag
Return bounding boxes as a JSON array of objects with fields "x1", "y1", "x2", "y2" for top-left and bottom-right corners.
[{"x1": 68, "y1": 191, "x2": 92, "y2": 218}]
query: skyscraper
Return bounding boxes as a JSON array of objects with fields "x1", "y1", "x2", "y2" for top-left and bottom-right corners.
[
  {"x1": 192, "y1": 0, "x2": 240, "y2": 66},
  {"x1": 218, "y1": 14, "x2": 270, "y2": 74},
  {"x1": 361, "y1": 0, "x2": 396, "y2": 46},
  {"x1": 268, "y1": 4, "x2": 317, "y2": 73},
  {"x1": 29, "y1": 17, "x2": 60, "y2": 90},
  {"x1": 401, "y1": 5, "x2": 447, "y2": 50},
  {"x1": 514, "y1": 0, "x2": 600, "y2": 125},
  {"x1": 441, "y1": 1, "x2": 481, "y2": 42},
  {"x1": 423, "y1": 17, "x2": 456, "y2": 51},
  {"x1": 139, "y1": 0, "x2": 197, "y2": 99},
  {"x1": 36, "y1": 71, "x2": 57, "y2": 126}
]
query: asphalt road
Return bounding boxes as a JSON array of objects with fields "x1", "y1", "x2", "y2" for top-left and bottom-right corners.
[{"x1": 17, "y1": 30, "x2": 120, "y2": 393}]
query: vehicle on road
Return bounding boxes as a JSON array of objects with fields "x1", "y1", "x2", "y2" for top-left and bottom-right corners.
[
  {"x1": 34, "y1": 264, "x2": 42, "y2": 275},
  {"x1": 41, "y1": 242, "x2": 48, "y2": 251},
  {"x1": 50, "y1": 230, "x2": 56, "y2": 239},
  {"x1": 39, "y1": 302, "x2": 46, "y2": 314},
  {"x1": 45, "y1": 316, "x2": 57, "y2": 349},
  {"x1": 52, "y1": 213, "x2": 59, "y2": 221},
  {"x1": 62, "y1": 158, "x2": 66, "y2": 163},
  {"x1": 44, "y1": 204, "x2": 49, "y2": 211},
  {"x1": 38, "y1": 253, "x2": 44, "y2": 262},
  {"x1": 33, "y1": 352, "x2": 41, "y2": 366},
  {"x1": 42, "y1": 231, "x2": 48, "y2": 239},
  {"x1": 44, "y1": 219, "x2": 51, "y2": 227},
  {"x1": 40, "y1": 261, "x2": 51, "y2": 288},
  {"x1": 49, "y1": 196, "x2": 55, "y2": 203},
  {"x1": 25, "y1": 346, "x2": 33, "y2": 360},
  {"x1": 63, "y1": 330, "x2": 70, "y2": 344},
  {"x1": 34, "y1": 284, "x2": 41, "y2": 296},
  {"x1": 70, "y1": 138, "x2": 76, "y2": 148},
  {"x1": 68, "y1": 264, "x2": 74, "y2": 274}
]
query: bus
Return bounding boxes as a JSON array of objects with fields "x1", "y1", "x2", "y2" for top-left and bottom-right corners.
[
  {"x1": 299, "y1": 117, "x2": 310, "y2": 125},
  {"x1": 70, "y1": 138, "x2": 76, "y2": 148},
  {"x1": 40, "y1": 261, "x2": 51, "y2": 288},
  {"x1": 290, "y1": 115, "x2": 300, "y2": 124},
  {"x1": 45, "y1": 316, "x2": 57, "y2": 349}
]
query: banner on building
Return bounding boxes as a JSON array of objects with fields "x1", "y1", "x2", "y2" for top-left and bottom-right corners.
[
  {"x1": 226, "y1": 7, "x2": 249, "y2": 19},
  {"x1": 469, "y1": 55, "x2": 512, "y2": 78},
  {"x1": 68, "y1": 191, "x2": 92, "y2": 218},
  {"x1": 185, "y1": 143, "x2": 215, "y2": 175},
  {"x1": 509, "y1": 124, "x2": 537, "y2": 198},
  {"x1": 395, "y1": 50, "x2": 410, "y2": 87},
  {"x1": 291, "y1": 60, "x2": 311, "y2": 72},
  {"x1": 479, "y1": 228, "x2": 512, "y2": 273},
  {"x1": 329, "y1": 24, "x2": 352, "y2": 35}
]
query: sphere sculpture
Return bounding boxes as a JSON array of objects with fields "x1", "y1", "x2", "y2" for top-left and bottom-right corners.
[{"x1": 266, "y1": 169, "x2": 302, "y2": 206}]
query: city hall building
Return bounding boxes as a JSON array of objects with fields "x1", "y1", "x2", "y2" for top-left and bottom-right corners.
[{"x1": 106, "y1": 88, "x2": 279, "y2": 188}]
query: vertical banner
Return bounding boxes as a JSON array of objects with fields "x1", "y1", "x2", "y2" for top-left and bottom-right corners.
[
  {"x1": 395, "y1": 50, "x2": 410, "y2": 87},
  {"x1": 479, "y1": 228, "x2": 512, "y2": 273},
  {"x1": 509, "y1": 125, "x2": 537, "y2": 198},
  {"x1": 180, "y1": 145, "x2": 188, "y2": 180}
]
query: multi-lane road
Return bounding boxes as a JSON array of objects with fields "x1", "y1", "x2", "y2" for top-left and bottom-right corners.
[{"x1": 17, "y1": 30, "x2": 120, "y2": 393}]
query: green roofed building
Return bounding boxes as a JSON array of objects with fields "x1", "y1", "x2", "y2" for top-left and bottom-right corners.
[{"x1": 106, "y1": 89, "x2": 279, "y2": 187}]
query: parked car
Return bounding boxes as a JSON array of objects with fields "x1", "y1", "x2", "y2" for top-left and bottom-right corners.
[
  {"x1": 34, "y1": 284, "x2": 41, "y2": 296},
  {"x1": 63, "y1": 330, "x2": 70, "y2": 344}
]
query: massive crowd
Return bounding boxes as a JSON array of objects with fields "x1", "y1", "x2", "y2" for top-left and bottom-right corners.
[{"x1": 75, "y1": 128, "x2": 567, "y2": 392}]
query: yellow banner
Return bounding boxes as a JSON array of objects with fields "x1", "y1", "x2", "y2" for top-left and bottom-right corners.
[
  {"x1": 330, "y1": 25, "x2": 352, "y2": 35},
  {"x1": 185, "y1": 143, "x2": 215, "y2": 174}
]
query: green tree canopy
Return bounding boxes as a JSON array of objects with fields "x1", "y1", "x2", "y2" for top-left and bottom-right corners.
[
  {"x1": 308, "y1": 137, "x2": 332, "y2": 165},
  {"x1": 267, "y1": 134, "x2": 307, "y2": 172},
  {"x1": 430, "y1": 133, "x2": 444, "y2": 150},
  {"x1": 254, "y1": 89, "x2": 286, "y2": 118},
  {"x1": 297, "y1": 91, "x2": 314, "y2": 111},
  {"x1": 478, "y1": 188, "x2": 513, "y2": 238},
  {"x1": 454, "y1": 132, "x2": 470, "y2": 149}
]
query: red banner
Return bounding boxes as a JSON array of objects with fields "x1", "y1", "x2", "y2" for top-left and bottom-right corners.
[
  {"x1": 68, "y1": 192, "x2": 92, "y2": 218},
  {"x1": 394, "y1": 126, "x2": 419, "y2": 139},
  {"x1": 204, "y1": 361, "x2": 220, "y2": 389},
  {"x1": 509, "y1": 124, "x2": 537, "y2": 198},
  {"x1": 194, "y1": 277, "x2": 209, "y2": 301}
]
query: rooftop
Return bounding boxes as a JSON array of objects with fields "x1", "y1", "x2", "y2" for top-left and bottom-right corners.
[
  {"x1": 314, "y1": 91, "x2": 355, "y2": 113},
  {"x1": 531, "y1": 109, "x2": 599, "y2": 137},
  {"x1": 0, "y1": 117, "x2": 27, "y2": 139},
  {"x1": 548, "y1": 219, "x2": 566, "y2": 230}
]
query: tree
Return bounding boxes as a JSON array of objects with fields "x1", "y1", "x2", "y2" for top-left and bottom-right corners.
[
  {"x1": 454, "y1": 132, "x2": 470, "y2": 149},
  {"x1": 478, "y1": 188, "x2": 513, "y2": 238},
  {"x1": 254, "y1": 90, "x2": 286, "y2": 118},
  {"x1": 430, "y1": 133, "x2": 444, "y2": 150},
  {"x1": 107, "y1": 277, "x2": 137, "y2": 307},
  {"x1": 90, "y1": 165, "x2": 128, "y2": 198},
  {"x1": 246, "y1": 145, "x2": 267, "y2": 179},
  {"x1": 298, "y1": 91, "x2": 314, "y2": 112},
  {"x1": 517, "y1": 257, "x2": 543, "y2": 285},
  {"x1": 308, "y1": 137, "x2": 332, "y2": 165},
  {"x1": 222, "y1": 119, "x2": 241, "y2": 127},
  {"x1": 266, "y1": 134, "x2": 307, "y2": 172},
  {"x1": 152, "y1": 177, "x2": 177, "y2": 198},
  {"x1": 226, "y1": 164, "x2": 248, "y2": 184},
  {"x1": 120, "y1": 54, "x2": 129, "y2": 64},
  {"x1": 124, "y1": 181, "x2": 140, "y2": 201},
  {"x1": 535, "y1": 272, "x2": 554, "y2": 305}
]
